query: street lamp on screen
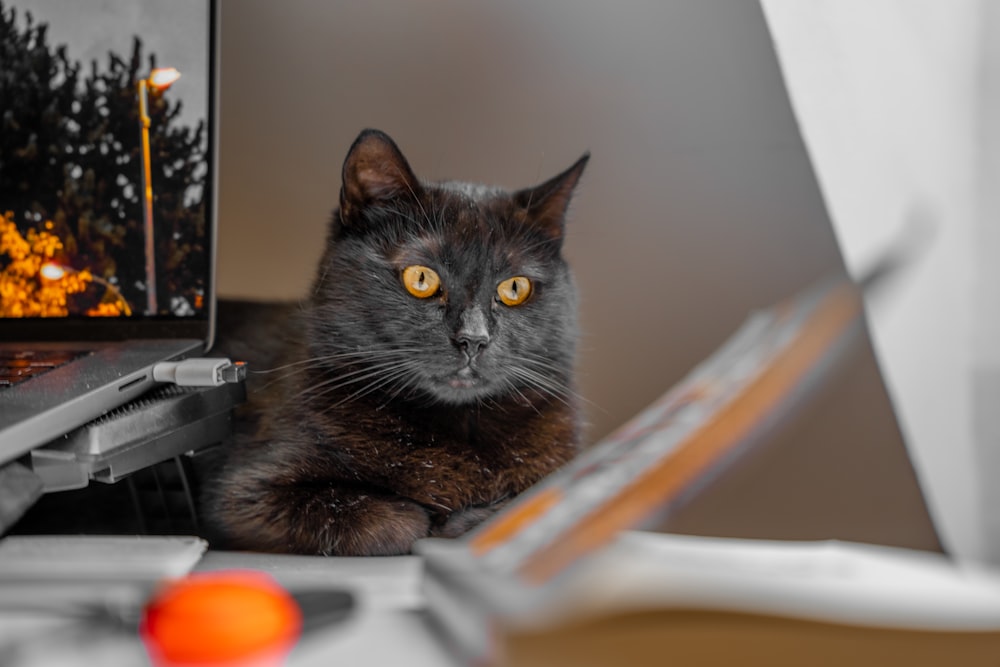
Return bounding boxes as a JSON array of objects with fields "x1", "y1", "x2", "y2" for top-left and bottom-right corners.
[{"x1": 137, "y1": 67, "x2": 181, "y2": 316}]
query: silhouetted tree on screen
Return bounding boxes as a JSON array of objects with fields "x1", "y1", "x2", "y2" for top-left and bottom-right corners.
[{"x1": 0, "y1": 1, "x2": 207, "y2": 315}]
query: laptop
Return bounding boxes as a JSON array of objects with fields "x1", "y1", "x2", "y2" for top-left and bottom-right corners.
[{"x1": 0, "y1": 0, "x2": 220, "y2": 465}]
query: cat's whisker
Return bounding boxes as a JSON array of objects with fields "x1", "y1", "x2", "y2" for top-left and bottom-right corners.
[
  {"x1": 499, "y1": 377, "x2": 542, "y2": 416},
  {"x1": 507, "y1": 365, "x2": 576, "y2": 408},
  {"x1": 296, "y1": 357, "x2": 423, "y2": 402},
  {"x1": 509, "y1": 355, "x2": 573, "y2": 387},
  {"x1": 328, "y1": 362, "x2": 424, "y2": 408},
  {"x1": 252, "y1": 348, "x2": 426, "y2": 375},
  {"x1": 380, "y1": 366, "x2": 426, "y2": 407},
  {"x1": 253, "y1": 349, "x2": 426, "y2": 393},
  {"x1": 337, "y1": 367, "x2": 414, "y2": 403},
  {"x1": 302, "y1": 363, "x2": 416, "y2": 401},
  {"x1": 512, "y1": 352, "x2": 572, "y2": 375},
  {"x1": 507, "y1": 366, "x2": 561, "y2": 396},
  {"x1": 510, "y1": 353, "x2": 597, "y2": 409},
  {"x1": 300, "y1": 353, "x2": 425, "y2": 401}
]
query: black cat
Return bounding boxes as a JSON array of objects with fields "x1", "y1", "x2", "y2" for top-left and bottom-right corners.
[{"x1": 203, "y1": 129, "x2": 589, "y2": 556}]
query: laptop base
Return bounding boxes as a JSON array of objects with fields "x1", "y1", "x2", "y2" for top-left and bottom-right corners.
[{"x1": 8, "y1": 381, "x2": 244, "y2": 536}]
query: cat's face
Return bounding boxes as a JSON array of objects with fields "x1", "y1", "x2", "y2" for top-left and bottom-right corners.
[{"x1": 308, "y1": 129, "x2": 588, "y2": 406}]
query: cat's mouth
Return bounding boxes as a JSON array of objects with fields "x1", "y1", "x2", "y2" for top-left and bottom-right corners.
[
  {"x1": 447, "y1": 365, "x2": 479, "y2": 389},
  {"x1": 430, "y1": 364, "x2": 495, "y2": 402}
]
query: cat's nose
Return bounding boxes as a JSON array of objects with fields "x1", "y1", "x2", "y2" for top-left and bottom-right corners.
[
  {"x1": 455, "y1": 332, "x2": 490, "y2": 359},
  {"x1": 454, "y1": 306, "x2": 490, "y2": 359}
]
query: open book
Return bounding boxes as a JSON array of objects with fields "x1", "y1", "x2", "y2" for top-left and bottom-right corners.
[{"x1": 415, "y1": 274, "x2": 1000, "y2": 666}]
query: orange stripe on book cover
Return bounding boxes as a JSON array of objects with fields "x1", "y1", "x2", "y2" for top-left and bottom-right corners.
[
  {"x1": 515, "y1": 281, "x2": 863, "y2": 583},
  {"x1": 471, "y1": 488, "x2": 563, "y2": 555}
]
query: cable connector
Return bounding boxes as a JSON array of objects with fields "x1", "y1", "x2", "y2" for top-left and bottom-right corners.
[{"x1": 152, "y1": 358, "x2": 248, "y2": 387}]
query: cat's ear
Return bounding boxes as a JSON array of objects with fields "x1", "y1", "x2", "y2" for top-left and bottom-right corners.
[
  {"x1": 340, "y1": 129, "x2": 422, "y2": 221},
  {"x1": 514, "y1": 153, "x2": 590, "y2": 241}
]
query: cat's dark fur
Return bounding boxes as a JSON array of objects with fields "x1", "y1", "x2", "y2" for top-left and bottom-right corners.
[{"x1": 202, "y1": 129, "x2": 588, "y2": 556}]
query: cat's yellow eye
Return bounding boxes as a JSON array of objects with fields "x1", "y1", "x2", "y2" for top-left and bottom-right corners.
[
  {"x1": 402, "y1": 265, "x2": 441, "y2": 298},
  {"x1": 497, "y1": 276, "x2": 532, "y2": 306}
]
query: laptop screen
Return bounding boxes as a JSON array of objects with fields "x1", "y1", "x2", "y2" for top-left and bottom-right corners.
[{"x1": 0, "y1": 0, "x2": 216, "y2": 341}]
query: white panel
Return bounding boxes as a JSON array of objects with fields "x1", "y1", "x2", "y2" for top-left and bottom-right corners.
[{"x1": 761, "y1": 0, "x2": 984, "y2": 560}]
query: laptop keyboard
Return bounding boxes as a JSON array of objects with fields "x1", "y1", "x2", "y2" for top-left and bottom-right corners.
[{"x1": 0, "y1": 350, "x2": 89, "y2": 388}]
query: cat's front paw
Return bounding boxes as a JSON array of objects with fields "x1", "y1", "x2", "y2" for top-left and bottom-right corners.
[
  {"x1": 209, "y1": 484, "x2": 432, "y2": 557},
  {"x1": 325, "y1": 494, "x2": 432, "y2": 556},
  {"x1": 430, "y1": 499, "x2": 508, "y2": 538}
]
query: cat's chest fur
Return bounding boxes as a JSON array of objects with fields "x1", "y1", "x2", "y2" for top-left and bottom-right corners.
[{"x1": 289, "y1": 390, "x2": 578, "y2": 512}]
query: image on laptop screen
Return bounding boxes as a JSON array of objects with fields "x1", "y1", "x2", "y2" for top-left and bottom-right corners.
[{"x1": 0, "y1": 0, "x2": 211, "y2": 321}]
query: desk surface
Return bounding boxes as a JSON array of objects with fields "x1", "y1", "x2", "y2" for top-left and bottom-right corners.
[
  {"x1": 1, "y1": 549, "x2": 458, "y2": 667},
  {"x1": 7, "y1": 531, "x2": 993, "y2": 667}
]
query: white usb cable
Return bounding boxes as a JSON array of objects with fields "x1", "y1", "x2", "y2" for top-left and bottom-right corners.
[{"x1": 152, "y1": 358, "x2": 247, "y2": 387}]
